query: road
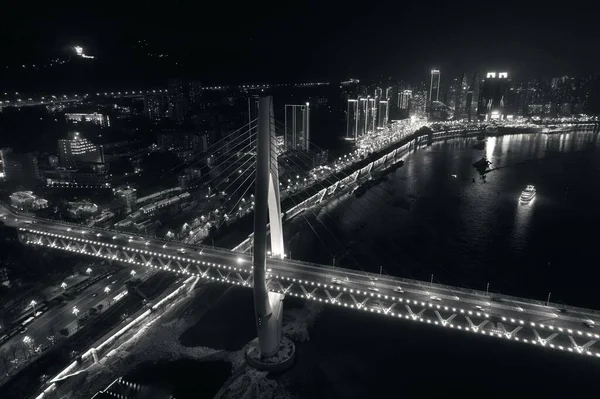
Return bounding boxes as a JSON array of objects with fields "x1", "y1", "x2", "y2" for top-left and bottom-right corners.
[
  {"x1": 0, "y1": 233, "x2": 152, "y2": 377},
  {"x1": 4, "y1": 206, "x2": 600, "y2": 357}
]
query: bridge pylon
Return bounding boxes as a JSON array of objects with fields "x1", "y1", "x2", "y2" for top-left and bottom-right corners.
[{"x1": 246, "y1": 96, "x2": 295, "y2": 370}]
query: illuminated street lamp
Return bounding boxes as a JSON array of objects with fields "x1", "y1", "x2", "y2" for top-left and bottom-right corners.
[
  {"x1": 86, "y1": 267, "x2": 92, "y2": 275},
  {"x1": 30, "y1": 300, "x2": 37, "y2": 314},
  {"x1": 72, "y1": 307, "x2": 80, "y2": 317},
  {"x1": 105, "y1": 286, "x2": 112, "y2": 305},
  {"x1": 130, "y1": 270, "x2": 136, "y2": 277},
  {"x1": 61, "y1": 282, "x2": 67, "y2": 290}
]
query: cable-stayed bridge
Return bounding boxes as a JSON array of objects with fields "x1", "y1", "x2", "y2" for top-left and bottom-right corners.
[{"x1": 3, "y1": 100, "x2": 600, "y2": 364}]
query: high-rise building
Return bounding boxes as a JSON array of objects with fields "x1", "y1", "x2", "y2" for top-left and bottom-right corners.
[
  {"x1": 367, "y1": 98, "x2": 376, "y2": 133},
  {"x1": 168, "y1": 78, "x2": 189, "y2": 122},
  {"x1": 385, "y1": 87, "x2": 393, "y2": 100},
  {"x1": 447, "y1": 73, "x2": 469, "y2": 119},
  {"x1": 377, "y1": 100, "x2": 389, "y2": 128},
  {"x1": 58, "y1": 132, "x2": 104, "y2": 166},
  {"x1": 479, "y1": 72, "x2": 512, "y2": 120},
  {"x1": 398, "y1": 90, "x2": 412, "y2": 110},
  {"x1": 357, "y1": 98, "x2": 368, "y2": 137},
  {"x1": 467, "y1": 72, "x2": 481, "y2": 121},
  {"x1": 188, "y1": 80, "x2": 203, "y2": 110},
  {"x1": 346, "y1": 99, "x2": 359, "y2": 140},
  {"x1": 429, "y1": 69, "x2": 441, "y2": 103},
  {"x1": 144, "y1": 94, "x2": 168, "y2": 120},
  {"x1": 284, "y1": 104, "x2": 310, "y2": 151}
]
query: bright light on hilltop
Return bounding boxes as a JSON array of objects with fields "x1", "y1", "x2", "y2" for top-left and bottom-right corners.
[{"x1": 73, "y1": 46, "x2": 95, "y2": 59}]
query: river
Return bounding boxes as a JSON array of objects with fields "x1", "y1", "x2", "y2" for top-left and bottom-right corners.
[{"x1": 285, "y1": 126, "x2": 600, "y2": 309}]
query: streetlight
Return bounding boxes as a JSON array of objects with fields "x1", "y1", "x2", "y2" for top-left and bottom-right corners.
[
  {"x1": 104, "y1": 286, "x2": 111, "y2": 305},
  {"x1": 61, "y1": 282, "x2": 67, "y2": 290},
  {"x1": 86, "y1": 267, "x2": 92, "y2": 275},
  {"x1": 72, "y1": 307, "x2": 80, "y2": 316},
  {"x1": 130, "y1": 270, "x2": 136, "y2": 278},
  {"x1": 30, "y1": 300, "x2": 37, "y2": 315}
]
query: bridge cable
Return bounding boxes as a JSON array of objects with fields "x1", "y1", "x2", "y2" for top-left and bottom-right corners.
[{"x1": 272, "y1": 120, "x2": 472, "y2": 286}]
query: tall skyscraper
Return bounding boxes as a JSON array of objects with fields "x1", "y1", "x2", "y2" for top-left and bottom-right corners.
[
  {"x1": 377, "y1": 100, "x2": 389, "y2": 128},
  {"x1": 398, "y1": 90, "x2": 412, "y2": 110},
  {"x1": 467, "y1": 72, "x2": 481, "y2": 121},
  {"x1": 367, "y1": 97, "x2": 376, "y2": 133},
  {"x1": 385, "y1": 87, "x2": 393, "y2": 100},
  {"x1": 346, "y1": 99, "x2": 359, "y2": 140},
  {"x1": 284, "y1": 104, "x2": 310, "y2": 151},
  {"x1": 479, "y1": 72, "x2": 512, "y2": 120},
  {"x1": 358, "y1": 98, "x2": 368, "y2": 137},
  {"x1": 429, "y1": 69, "x2": 441, "y2": 103}
]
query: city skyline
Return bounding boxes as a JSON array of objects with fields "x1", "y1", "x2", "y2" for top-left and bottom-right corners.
[{"x1": 3, "y1": 2, "x2": 600, "y2": 398}]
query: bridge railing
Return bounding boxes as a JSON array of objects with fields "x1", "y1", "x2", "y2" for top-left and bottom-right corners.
[{"x1": 279, "y1": 256, "x2": 600, "y2": 318}]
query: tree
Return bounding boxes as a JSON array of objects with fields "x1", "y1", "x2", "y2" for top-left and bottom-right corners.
[
  {"x1": 59, "y1": 328, "x2": 69, "y2": 337},
  {"x1": 0, "y1": 347, "x2": 11, "y2": 374},
  {"x1": 9, "y1": 344, "x2": 20, "y2": 361}
]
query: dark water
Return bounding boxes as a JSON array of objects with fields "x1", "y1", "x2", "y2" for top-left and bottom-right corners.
[
  {"x1": 286, "y1": 128, "x2": 600, "y2": 309},
  {"x1": 122, "y1": 359, "x2": 231, "y2": 399}
]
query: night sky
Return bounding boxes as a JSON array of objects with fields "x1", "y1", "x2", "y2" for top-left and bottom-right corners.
[{"x1": 2, "y1": 0, "x2": 599, "y2": 86}]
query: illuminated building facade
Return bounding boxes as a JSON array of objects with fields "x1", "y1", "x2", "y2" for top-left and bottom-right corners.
[
  {"x1": 385, "y1": 87, "x2": 393, "y2": 100},
  {"x1": 284, "y1": 104, "x2": 310, "y2": 151},
  {"x1": 367, "y1": 98, "x2": 376, "y2": 133},
  {"x1": 168, "y1": 78, "x2": 189, "y2": 122},
  {"x1": 65, "y1": 112, "x2": 110, "y2": 127},
  {"x1": 398, "y1": 90, "x2": 412, "y2": 110},
  {"x1": 9, "y1": 191, "x2": 48, "y2": 211},
  {"x1": 479, "y1": 72, "x2": 512, "y2": 120},
  {"x1": 58, "y1": 132, "x2": 104, "y2": 166},
  {"x1": 429, "y1": 69, "x2": 441, "y2": 103},
  {"x1": 357, "y1": 98, "x2": 368, "y2": 137},
  {"x1": 346, "y1": 99, "x2": 359, "y2": 140},
  {"x1": 44, "y1": 167, "x2": 110, "y2": 189},
  {"x1": 447, "y1": 73, "x2": 469, "y2": 119},
  {"x1": 377, "y1": 100, "x2": 389, "y2": 128},
  {"x1": 144, "y1": 94, "x2": 168, "y2": 120}
]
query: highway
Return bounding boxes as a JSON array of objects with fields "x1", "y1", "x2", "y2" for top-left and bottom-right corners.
[{"x1": 4, "y1": 206, "x2": 600, "y2": 358}]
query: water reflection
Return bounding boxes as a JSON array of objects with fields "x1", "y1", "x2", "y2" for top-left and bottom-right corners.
[
  {"x1": 287, "y1": 127, "x2": 600, "y2": 307},
  {"x1": 513, "y1": 195, "x2": 535, "y2": 250}
]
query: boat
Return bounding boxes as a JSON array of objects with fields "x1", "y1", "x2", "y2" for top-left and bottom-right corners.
[
  {"x1": 542, "y1": 125, "x2": 573, "y2": 135},
  {"x1": 485, "y1": 125, "x2": 498, "y2": 134},
  {"x1": 519, "y1": 185, "x2": 536, "y2": 203}
]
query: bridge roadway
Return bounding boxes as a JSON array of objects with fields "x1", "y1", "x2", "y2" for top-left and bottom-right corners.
[{"x1": 3, "y1": 207, "x2": 600, "y2": 359}]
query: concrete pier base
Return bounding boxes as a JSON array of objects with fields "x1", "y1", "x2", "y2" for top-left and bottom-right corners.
[{"x1": 246, "y1": 336, "x2": 295, "y2": 372}]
